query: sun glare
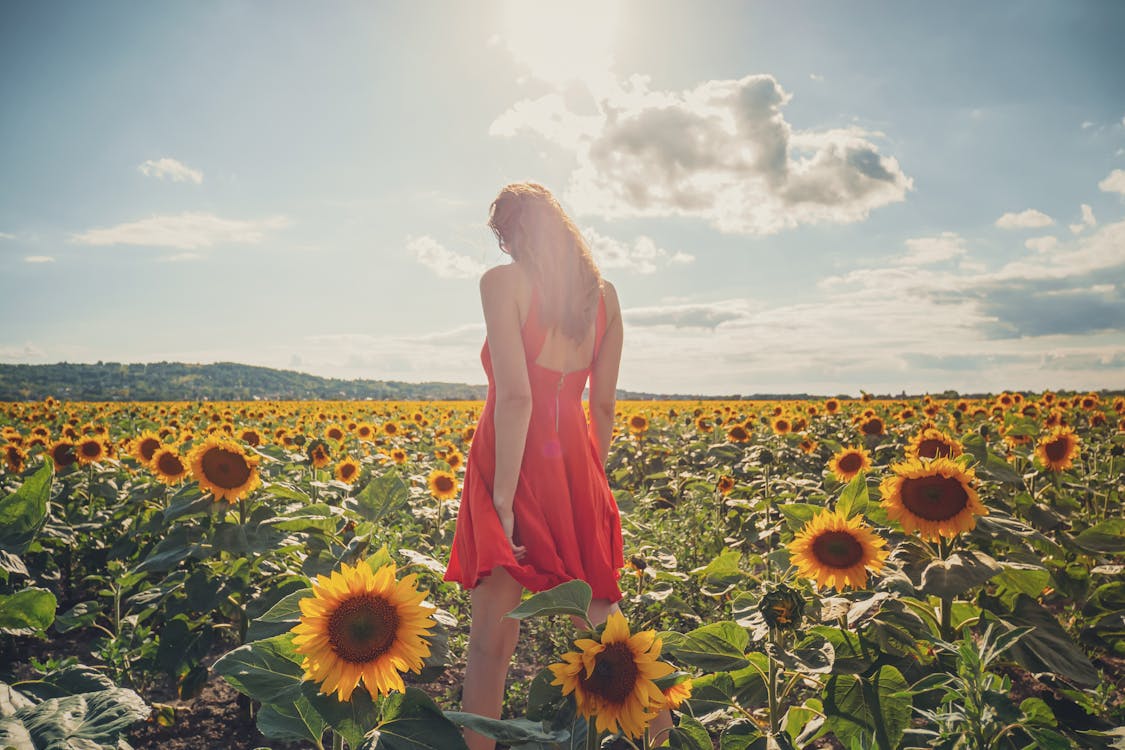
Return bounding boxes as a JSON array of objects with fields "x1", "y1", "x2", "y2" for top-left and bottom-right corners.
[{"x1": 502, "y1": 0, "x2": 620, "y2": 90}]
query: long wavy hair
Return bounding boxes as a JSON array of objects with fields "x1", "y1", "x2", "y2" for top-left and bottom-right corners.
[{"x1": 486, "y1": 182, "x2": 603, "y2": 343}]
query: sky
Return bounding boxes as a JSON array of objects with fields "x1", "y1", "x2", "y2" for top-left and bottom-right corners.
[{"x1": 2, "y1": 0, "x2": 1124, "y2": 397}]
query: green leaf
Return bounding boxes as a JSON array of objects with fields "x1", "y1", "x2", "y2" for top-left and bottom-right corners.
[
  {"x1": 303, "y1": 681, "x2": 379, "y2": 749},
  {"x1": 0, "y1": 716, "x2": 33, "y2": 750},
  {"x1": 352, "y1": 471, "x2": 410, "y2": 524},
  {"x1": 981, "y1": 594, "x2": 1100, "y2": 687},
  {"x1": 961, "y1": 433, "x2": 1024, "y2": 484},
  {"x1": 53, "y1": 601, "x2": 102, "y2": 634},
  {"x1": 778, "y1": 503, "x2": 822, "y2": 530},
  {"x1": 442, "y1": 712, "x2": 569, "y2": 745},
  {"x1": 919, "y1": 550, "x2": 1002, "y2": 598},
  {"x1": 211, "y1": 634, "x2": 306, "y2": 704},
  {"x1": 718, "y1": 719, "x2": 767, "y2": 750},
  {"x1": 1074, "y1": 520, "x2": 1125, "y2": 554},
  {"x1": 837, "y1": 473, "x2": 869, "y2": 518},
  {"x1": 255, "y1": 696, "x2": 327, "y2": 745},
  {"x1": 669, "y1": 713, "x2": 712, "y2": 750},
  {"x1": 1020, "y1": 697, "x2": 1056, "y2": 727},
  {"x1": 660, "y1": 621, "x2": 750, "y2": 672},
  {"x1": 765, "y1": 636, "x2": 835, "y2": 674},
  {"x1": 245, "y1": 588, "x2": 310, "y2": 642},
  {"x1": 505, "y1": 580, "x2": 592, "y2": 623},
  {"x1": 993, "y1": 562, "x2": 1050, "y2": 602},
  {"x1": 359, "y1": 688, "x2": 468, "y2": 750},
  {"x1": 0, "y1": 587, "x2": 56, "y2": 636},
  {"x1": 0, "y1": 462, "x2": 52, "y2": 555},
  {"x1": 17, "y1": 687, "x2": 149, "y2": 747},
  {"x1": 820, "y1": 666, "x2": 910, "y2": 750}
]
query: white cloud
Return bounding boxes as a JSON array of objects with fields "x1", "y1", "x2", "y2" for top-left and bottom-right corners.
[
  {"x1": 995, "y1": 209, "x2": 1054, "y2": 229},
  {"x1": 809, "y1": 73, "x2": 824, "y2": 82},
  {"x1": 623, "y1": 299, "x2": 758, "y2": 329},
  {"x1": 581, "y1": 226, "x2": 693, "y2": 274},
  {"x1": 0, "y1": 232, "x2": 14, "y2": 240},
  {"x1": 70, "y1": 212, "x2": 289, "y2": 249},
  {"x1": 0, "y1": 342, "x2": 46, "y2": 361},
  {"x1": 138, "y1": 157, "x2": 203, "y2": 184},
  {"x1": 1069, "y1": 203, "x2": 1097, "y2": 234},
  {"x1": 157, "y1": 252, "x2": 203, "y2": 262},
  {"x1": 1081, "y1": 121, "x2": 1094, "y2": 129},
  {"x1": 895, "y1": 232, "x2": 966, "y2": 265},
  {"x1": 405, "y1": 235, "x2": 486, "y2": 279},
  {"x1": 24, "y1": 255, "x2": 54, "y2": 263},
  {"x1": 1100, "y1": 169, "x2": 1125, "y2": 196},
  {"x1": 492, "y1": 72, "x2": 912, "y2": 235},
  {"x1": 1024, "y1": 236, "x2": 1058, "y2": 253}
]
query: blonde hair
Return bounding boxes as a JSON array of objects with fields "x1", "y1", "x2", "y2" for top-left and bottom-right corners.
[{"x1": 487, "y1": 182, "x2": 603, "y2": 343}]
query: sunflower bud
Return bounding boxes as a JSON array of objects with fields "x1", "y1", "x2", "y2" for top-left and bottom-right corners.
[
  {"x1": 978, "y1": 425, "x2": 989, "y2": 438},
  {"x1": 758, "y1": 583, "x2": 805, "y2": 631},
  {"x1": 759, "y1": 449, "x2": 774, "y2": 465},
  {"x1": 628, "y1": 554, "x2": 648, "y2": 572}
]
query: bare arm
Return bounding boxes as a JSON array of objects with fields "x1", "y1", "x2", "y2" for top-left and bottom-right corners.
[
  {"x1": 588, "y1": 281, "x2": 623, "y2": 467},
  {"x1": 480, "y1": 266, "x2": 531, "y2": 558}
]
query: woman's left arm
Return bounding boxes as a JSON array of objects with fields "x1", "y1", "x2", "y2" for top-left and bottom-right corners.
[{"x1": 480, "y1": 266, "x2": 531, "y2": 557}]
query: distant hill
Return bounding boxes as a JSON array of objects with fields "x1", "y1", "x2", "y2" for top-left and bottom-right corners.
[{"x1": 0, "y1": 361, "x2": 759, "y2": 402}]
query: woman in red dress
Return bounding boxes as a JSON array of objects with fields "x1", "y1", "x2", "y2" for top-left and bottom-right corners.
[{"x1": 442, "y1": 182, "x2": 671, "y2": 748}]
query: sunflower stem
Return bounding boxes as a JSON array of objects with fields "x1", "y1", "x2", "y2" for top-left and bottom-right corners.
[
  {"x1": 766, "y1": 631, "x2": 781, "y2": 738},
  {"x1": 764, "y1": 463, "x2": 772, "y2": 580},
  {"x1": 331, "y1": 730, "x2": 343, "y2": 750},
  {"x1": 585, "y1": 717, "x2": 599, "y2": 750}
]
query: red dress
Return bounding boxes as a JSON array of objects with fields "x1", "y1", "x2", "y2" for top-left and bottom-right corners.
[{"x1": 443, "y1": 284, "x2": 625, "y2": 603}]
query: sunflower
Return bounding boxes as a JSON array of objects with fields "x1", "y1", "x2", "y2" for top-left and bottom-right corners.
[
  {"x1": 291, "y1": 561, "x2": 437, "y2": 701},
  {"x1": 307, "y1": 439, "x2": 332, "y2": 469},
  {"x1": 726, "y1": 424, "x2": 750, "y2": 443},
  {"x1": 879, "y1": 457, "x2": 987, "y2": 541},
  {"x1": 75, "y1": 436, "x2": 107, "y2": 465},
  {"x1": 187, "y1": 436, "x2": 261, "y2": 503},
  {"x1": 660, "y1": 677, "x2": 693, "y2": 710},
  {"x1": 325, "y1": 424, "x2": 347, "y2": 443},
  {"x1": 335, "y1": 457, "x2": 361, "y2": 484},
  {"x1": 383, "y1": 421, "x2": 400, "y2": 436},
  {"x1": 427, "y1": 469, "x2": 458, "y2": 500},
  {"x1": 628, "y1": 414, "x2": 649, "y2": 434},
  {"x1": 694, "y1": 415, "x2": 713, "y2": 433},
  {"x1": 716, "y1": 475, "x2": 735, "y2": 495},
  {"x1": 548, "y1": 610, "x2": 675, "y2": 739},
  {"x1": 905, "y1": 428, "x2": 963, "y2": 460},
  {"x1": 829, "y1": 445, "x2": 871, "y2": 483},
  {"x1": 151, "y1": 447, "x2": 189, "y2": 485},
  {"x1": 356, "y1": 423, "x2": 376, "y2": 441},
  {"x1": 798, "y1": 436, "x2": 819, "y2": 454},
  {"x1": 239, "y1": 428, "x2": 264, "y2": 447},
  {"x1": 461, "y1": 425, "x2": 476, "y2": 443},
  {"x1": 788, "y1": 510, "x2": 888, "y2": 590},
  {"x1": 3, "y1": 443, "x2": 26, "y2": 473},
  {"x1": 825, "y1": 398, "x2": 840, "y2": 414},
  {"x1": 48, "y1": 439, "x2": 78, "y2": 470},
  {"x1": 859, "y1": 417, "x2": 885, "y2": 436},
  {"x1": 1034, "y1": 426, "x2": 1080, "y2": 472},
  {"x1": 771, "y1": 416, "x2": 791, "y2": 434},
  {"x1": 132, "y1": 431, "x2": 164, "y2": 467},
  {"x1": 390, "y1": 448, "x2": 408, "y2": 465},
  {"x1": 445, "y1": 450, "x2": 464, "y2": 471}
]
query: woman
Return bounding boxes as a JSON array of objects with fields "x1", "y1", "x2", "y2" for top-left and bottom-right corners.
[{"x1": 442, "y1": 182, "x2": 671, "y2": 748}]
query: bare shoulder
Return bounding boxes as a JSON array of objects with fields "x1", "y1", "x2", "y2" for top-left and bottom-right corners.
[
  {"x1": 479, "y1": 263, "x2": 520, "y2": 296},
  {"x1": 600, "y1": 278, "x2": 621, "y2": 320}
]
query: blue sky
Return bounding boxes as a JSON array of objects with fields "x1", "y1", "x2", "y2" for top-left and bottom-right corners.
[{"x1": 2, "y1": 0, "x2": 1124, "y2": 396}]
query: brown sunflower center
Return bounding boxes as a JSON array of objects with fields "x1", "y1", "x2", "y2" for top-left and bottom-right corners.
[
  {"x1": 1043, "y1": 437, "x2": 1070, "y2": 462},
  {"x1": 139, "y1": 437, "x2": 161, "y2": 461},
  {"x1": 340, "y1": 464, "x2": 357, "y2": 480},
  {"x1": 811, "y1": 530, "x2": 865, "y2": 568},
  {"x1": 434, "y1": 475, "x2": 454, "y2": 493},
  {"x1": 80, "y1": 441, "x2": 102, "y2": 457},
  {"x1": 53, "y1": 444, "x2": 76, "y2": 467},
  {"x1": 900, "y1": 475, "x2": 969, "y2": 521},
  {"x1": 580, "y1": 642, "x2": 638, "y2": 705},
  {"x1": 157, "y1": 452, "x2": 185, "y2": 475},
  {"x1": 862, "y1": 419, "x2": 883, "y2": 435},
  {"x1": 200, "y1": 447, "x2": 252, "y2": 489},
  {"x1": 837, "y1": 452, "x2": 863, "y2": 473},
  {"x1": 917, "y1": 439, "x2": 953, "y2": 459},
  {"x1": 327, "y1": 594, "x2": 400, "y2": 664}
]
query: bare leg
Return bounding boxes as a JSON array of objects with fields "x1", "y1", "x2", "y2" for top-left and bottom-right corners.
[
  {"x1": 571, "y1": 598, "x2": 674, "y2": 746},
  {"x1": 461, "y1": 567, "x2": 524, "y2": 750}
]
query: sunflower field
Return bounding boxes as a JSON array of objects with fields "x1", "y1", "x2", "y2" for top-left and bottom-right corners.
[{"x1": 0, "y1": 391, "x2": 1123, "y2": 749}]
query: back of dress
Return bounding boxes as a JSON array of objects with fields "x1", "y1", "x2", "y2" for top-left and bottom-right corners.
[{"x1": 443, "y1": 282, "x2": 625, "y2": 602}]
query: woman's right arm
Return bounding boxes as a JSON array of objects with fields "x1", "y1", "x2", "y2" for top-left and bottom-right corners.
[{"x1": 588, "y1": 282, "x2": 623, "y2": 467}]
